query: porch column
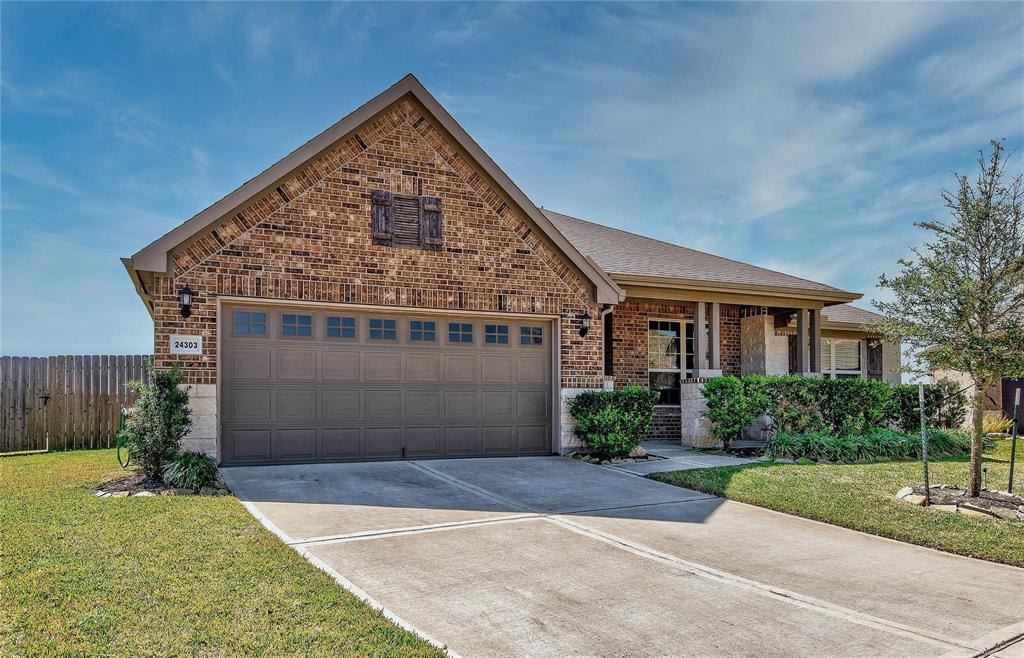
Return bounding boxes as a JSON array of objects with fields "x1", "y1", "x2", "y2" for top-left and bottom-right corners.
[
  {"x1": 710, "y1": 302, "x2": 721, "y2": 370},
  {"x1": 693, "y1": 301, "x2": 706, "y2": 377},
  {"x1": 809, "y1": 309, "x2": 822, "y2": 374},
  {"x1": 796, "y1": 308, "x2": 809, "y2": 374}
]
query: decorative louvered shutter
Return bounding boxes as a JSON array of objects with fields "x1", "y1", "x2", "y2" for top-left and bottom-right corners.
[
  {"x1": 371, "y1": 190, "x2": 394, "y2": 244},
  {"x1": 419, "y1": 196, "x2": 442, "y2": 250}
]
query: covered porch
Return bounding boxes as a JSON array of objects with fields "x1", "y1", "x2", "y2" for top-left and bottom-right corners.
[{"x1": 602, "y1": 298, "x2": 894, "y2": 448}]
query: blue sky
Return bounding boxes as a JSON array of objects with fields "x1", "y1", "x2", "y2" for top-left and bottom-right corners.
[{"x1": 2, "y1": 2, "x2": 1022, "y2": 356}]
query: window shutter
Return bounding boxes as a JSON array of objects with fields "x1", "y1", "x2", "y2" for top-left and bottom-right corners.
[
  {"x1": 371, "y1": 190, "x2": 394, "y2": 244},
  {"x1": 419, "y1": 196, "x2": 442, "y2": 250}
]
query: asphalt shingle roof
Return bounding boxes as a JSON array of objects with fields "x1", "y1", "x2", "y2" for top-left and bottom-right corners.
[
  {"x1": 543, "y1": 209, "x2": 849, "y2": 294},
  {"x1": 822, "y1": 304, "x2": 885, "y2": 325}
]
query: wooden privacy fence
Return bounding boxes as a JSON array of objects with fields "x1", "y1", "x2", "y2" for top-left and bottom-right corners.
[{"x1": 1, "y1": 355, "x2": 151, "y2": 453}]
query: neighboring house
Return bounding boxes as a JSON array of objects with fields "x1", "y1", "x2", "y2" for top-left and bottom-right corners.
[{"x1": 122, "y1": 75, "x2": 898, "y2": 464}]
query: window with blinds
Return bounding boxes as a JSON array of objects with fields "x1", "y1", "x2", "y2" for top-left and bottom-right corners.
[{"x1": 834, "y1": 340, "x2": 861, "y2": 371}]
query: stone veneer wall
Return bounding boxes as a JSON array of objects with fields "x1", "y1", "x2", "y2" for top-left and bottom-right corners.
[
  {"x1": 680, "y1": 379, "x2": 718, "y2": 448},
  {"x1": 181, "y1": 384, "x2": 217, "y2": 457},
  {"x1": 740, "y1": 313, "x2": 789, "y2": 376}
]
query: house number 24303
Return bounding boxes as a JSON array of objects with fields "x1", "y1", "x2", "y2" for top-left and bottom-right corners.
[{"x1": 169, "y1": 335, "x2": 203, "y2": 355}]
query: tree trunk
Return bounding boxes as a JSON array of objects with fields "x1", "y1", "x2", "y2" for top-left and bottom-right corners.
[{"x1": 967, "y1": 379, "x2": 991, "y2": 497}]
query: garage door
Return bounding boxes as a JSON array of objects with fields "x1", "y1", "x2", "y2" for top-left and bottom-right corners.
[{"x1": 220, "y1": 305, "x2": 553, "y2": 465}]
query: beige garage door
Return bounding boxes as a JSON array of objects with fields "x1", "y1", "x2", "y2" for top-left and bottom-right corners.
[{"x1": 220, "y1": 305, "x2": 553, "y2": 465}]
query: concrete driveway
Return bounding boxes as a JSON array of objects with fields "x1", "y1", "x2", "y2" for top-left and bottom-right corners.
[{"x1": 222, "y1": 457, "x2": 1024, "y2": 658}]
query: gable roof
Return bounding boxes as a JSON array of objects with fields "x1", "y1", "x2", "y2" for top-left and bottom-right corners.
[
  {"x1": 126, "y1": 74, "x2": 623, "y2": 305},
  {"x1": 544, "y1": 210, "x2": 860, "y2": 303}
]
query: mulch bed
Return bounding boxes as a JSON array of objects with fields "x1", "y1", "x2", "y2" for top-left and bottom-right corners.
[
  {"x1": 903, "y1": 484, "x2": 1024, "y2": 520},
  {"x1": 94, "y1": 471, "x2": 229, "y2": 497}
]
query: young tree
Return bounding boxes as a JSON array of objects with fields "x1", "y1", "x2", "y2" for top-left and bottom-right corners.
[
  {"x1": 874, "y1": 140, "x2": 1024, "y2": 497},
  {"x1": 122, "y1": 361, "x2": 192, "y2": 479}
]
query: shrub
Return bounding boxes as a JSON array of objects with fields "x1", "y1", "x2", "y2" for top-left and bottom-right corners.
[
  {"x1": 568, "y1": 385, "x2": 659, "y2": 458},
  {"x1": 889, "y1": 379, "x2": 967, "y2": 433},
  {"x1": 763, "y1": 427, "x2": 974, "y2": 463},
  {"x1": 701, "y1": 376, "x2": 769, "y2": 448},
  {"x1": 702, "y1": 375, "x2": 893, "y2": 443},
  {"x1": 122, "y1": 362, "x2": 192, "y2": 479},
  {"x1": 163, "y1": 450, "x2": 220, "y2": 491},
  {"x1": 981, "y1": 411, "x2": 1013, "y2": 434}
]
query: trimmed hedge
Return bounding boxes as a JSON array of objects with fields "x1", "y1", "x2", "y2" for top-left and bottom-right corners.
[
  {"x1": 889, "y1": 379, "x2": 967, "y2": 433},
  {"x1": 568, "y1": 386, "x2": 660, "y2": 458},
  {"x1": 763, "y1": 428, "x2": 973, "y2": 463},
  {"x1": 701, "y1": 375, "x2": 892, "y2": 447},
  {"x1": 701, "y1": 375, "x2": 968, "y2": 447}
]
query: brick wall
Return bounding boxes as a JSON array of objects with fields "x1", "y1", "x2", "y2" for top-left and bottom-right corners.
[
  {"x1": 150, "y1": 96, "x2": 604, "y2": 390},
  {"x1": 609, "y1": 299, "x2": 740, "y2": 440}
]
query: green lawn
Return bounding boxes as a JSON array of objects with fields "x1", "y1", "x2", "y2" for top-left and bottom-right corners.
[
  {"x1": 0, "y1": 450, "x2": 443, "y2": 658},
  {"x1": 650, "y1": 440, "x2": 1024, "y2": 567}
]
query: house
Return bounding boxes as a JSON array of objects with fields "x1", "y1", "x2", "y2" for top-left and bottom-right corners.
[{"x1": 122, "y1": 74, "x2": 899, "y2": 464}]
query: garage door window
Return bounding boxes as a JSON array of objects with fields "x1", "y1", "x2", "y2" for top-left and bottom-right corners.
[
  {"x1": 369, "y1": 318, "x2": 397, "y2": 341},
  {"x1": 233, "y1": 311, "x2": 267, "y2": 336},
  {"x1": 326, "y1": 316, "x2": 356, "y2": 339},
  {"x1": 520, "y1": 325, "x2": 543, "y2": 346},
  {"x1": 448, "y1": 322, "x2": 474, "y2": 344},
  {"x1": 484, "y1": 324, "x2": 509, "y2": 344},
  {"x1": 410, "y1": 320, "x2": 436, "y2": 342},
  {"x1": 281, "y1": 314, "x2": 312, "y2": 337}
]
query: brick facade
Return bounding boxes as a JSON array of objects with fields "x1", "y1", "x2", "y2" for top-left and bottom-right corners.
[
  {"x1": 608, "y1": 299, "x2": 741, "y2": 440},
  {"x1": 149, "y1": 97, "x2": 604, "y2": 392}
]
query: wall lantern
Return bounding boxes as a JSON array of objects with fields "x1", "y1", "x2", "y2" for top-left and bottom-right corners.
[
  {"x1": 179, "y1": 285, "x2": 193, "y2": 318},
  {"x1": 579, "y1": 311, "x2": 592, "y2": 337}
]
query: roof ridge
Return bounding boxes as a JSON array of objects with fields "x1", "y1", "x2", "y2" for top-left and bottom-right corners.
[{"x1": 542, "y1": 208, "x2": 845, "y2": 293}]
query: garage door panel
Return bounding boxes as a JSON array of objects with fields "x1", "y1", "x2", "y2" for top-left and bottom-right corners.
[
  {"x1": 323, "y1": 351, "x2": 360, "y2": 381},
  {"x1": 366, "y1": 390, "x2": 402, "y2": 418},
  {"x1": 226, "y1": 347, "x2": 271, "y2": 380},
  {"x1": 517, "y1": 391, "x2": 549, "y2": 418},
  {"x1": 323, "y1": 390, "x2": 361, "y2": 419},
  {"x1": 482, "y1": 426, "x2": 514, "y2": 453},
  {"x1": 517, "y1": 357, "x2": 547, "y2": 384},
  {"x1": 224, "y1": 388, "x2": 271, "y2": 422},
  {"x1": 221, "y1": 306, "x2": 552, "y2": 465},
  {"x1": 365, "y1": 352, "x2": 402, "y2": 382},
  {"x1": 366, "y1": 428, "x2": 402, "y2": 457},
  {"x1": 444, "y1": 391, "x2": 478, "y2": 418},
  {"x1": 406, "y1": 354, "x2": 442, "y2": 382},
  {"x1": 481, "y1": 391, "x2": 515, "y2": 417},
  {"x1": 517, "y1": 426, "x2": 548, "y2": 452},
  {"x1": 481, "y1": 356, "x2": 514, "y2": 383},
  {"x1": 323, "y1": 428, "x2": 362, "y2": 459},
  {"x1": 277, "y1": 429, "x2": 317, "y2": 460},
  {"x1": 406, "y1": 427, "x2": 442, "y2": 456},
  {"x1": 227, "y1": 429, "x2": 272, "y2": 461},
  {"x1": 407, "y1": 390, "x2": 441, "y2": 418},
  {"x1": 445, "y1": 426, "x2": 482, "y2": 455},
  {"x1": 278, "y1": 389, "x2": 317, "y2": 421},
  {"x1": 444, "y1": 354, "x2": 478, "y2": 383},
  {"x1": 278, "y1": 349, "x2": 316, "y2": 380}
]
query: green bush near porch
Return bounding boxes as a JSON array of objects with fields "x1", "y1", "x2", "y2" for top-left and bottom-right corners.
[
  {"x1": 568, "y1": 386, "x2": 660, "y2": 458},
  {"x1": 701, "y1": 375, "x2": 894, "y2": 446}
]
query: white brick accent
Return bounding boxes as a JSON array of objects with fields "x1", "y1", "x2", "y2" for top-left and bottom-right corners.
[
  {"x1": 680, "y1": 381, "x2": 720, "y2": 449},
  {"x1": 559, "y1": 388, "x2": 601, "y2": 454},
  {"x1": 741, "y1": 314, "x2": 789, "y2": 376}
]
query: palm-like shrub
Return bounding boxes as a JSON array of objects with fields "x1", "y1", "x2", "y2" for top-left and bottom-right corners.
[{"x1": 163, "y1": 451, "x2": 219, "y2": 491}]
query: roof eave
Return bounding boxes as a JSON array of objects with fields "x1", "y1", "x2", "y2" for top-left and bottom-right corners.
[
  {"x1": 611, "y1": 273, "x2": 861, "y2": 304},
  {"x1": 122, "y1": 257, "x2": 155, "y2": 320}
]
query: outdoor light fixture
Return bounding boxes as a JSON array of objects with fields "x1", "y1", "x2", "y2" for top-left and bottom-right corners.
[
  {"x1": 579, "y1": 311, "x2": 592, "y2": 337},
  {"x1": 179, "y1": 285, "x2": 193, "y2": 318}
]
